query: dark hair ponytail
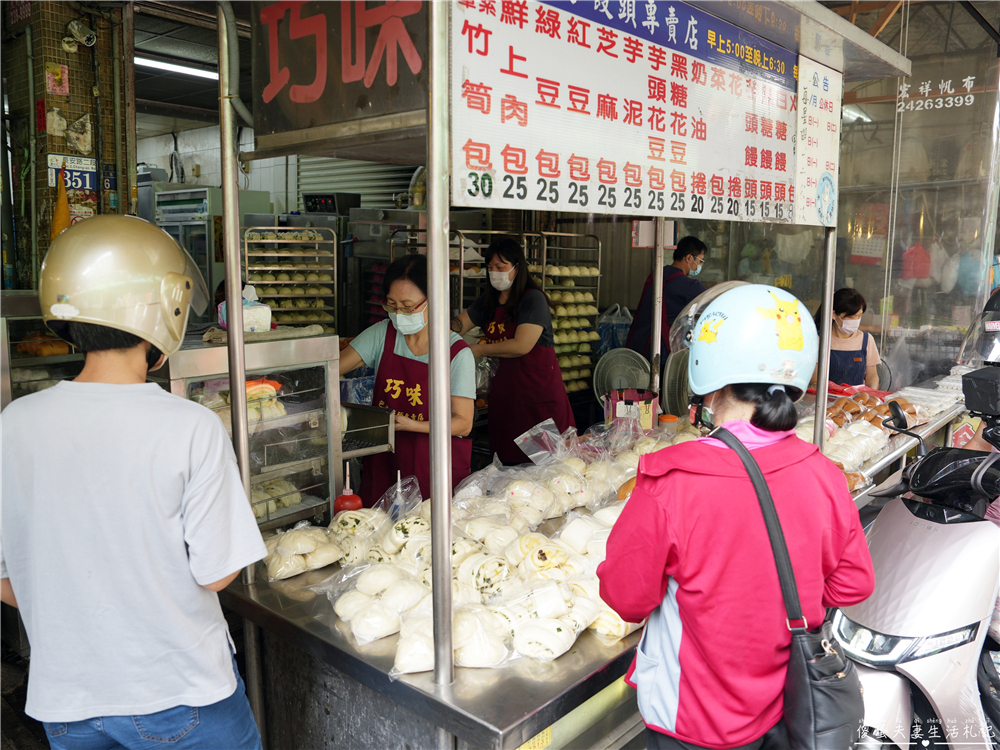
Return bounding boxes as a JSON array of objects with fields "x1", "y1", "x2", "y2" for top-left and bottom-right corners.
[{"x1": 727, "y1": 383, "x2": 801, "y2": 432}]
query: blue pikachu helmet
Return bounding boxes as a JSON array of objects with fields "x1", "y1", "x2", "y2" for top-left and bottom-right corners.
[{"x1": 687, "y1": 284, "x2": 819, "y2": 398}]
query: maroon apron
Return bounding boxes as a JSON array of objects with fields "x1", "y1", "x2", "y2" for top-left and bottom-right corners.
[
  {"x1": 486, "y1": 293, "x2": 575, "y2": 464},
  {"x1": 359, "y1": 324, "x2": 473, "y2": 505}
]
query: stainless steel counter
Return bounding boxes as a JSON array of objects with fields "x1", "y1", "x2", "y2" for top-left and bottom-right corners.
[
  {"x1": 221, "y1": 571, "x2": 641, "y2": 750},
  {"x1": 851, "y1": 401, "x2": 965, "y2": 508}
]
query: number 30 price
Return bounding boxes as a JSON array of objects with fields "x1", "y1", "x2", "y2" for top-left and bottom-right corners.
[{"x1": 467, "y1": 172, "x2": 493, "y2": 198}]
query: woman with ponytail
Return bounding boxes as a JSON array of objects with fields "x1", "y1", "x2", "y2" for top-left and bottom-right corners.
[{"x1": 598, "y1": 284, "x2": 875, "y2": 750}]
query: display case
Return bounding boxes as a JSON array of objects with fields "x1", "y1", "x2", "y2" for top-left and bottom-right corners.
[
  {"x1": 243, "y1": 227, "x2": 338, "y2": 333},
  {"x1": 1, "y1": 292, "x2": 85, "y2": 410},
  {"x1": 148, "y1": 336, "x2": 394, "y2": 532}
]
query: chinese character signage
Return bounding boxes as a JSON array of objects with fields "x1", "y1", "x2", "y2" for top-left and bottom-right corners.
[
  {"x1": 450, "y1": 0, "x2": 843, "y2": 225},
  {"x1": 252, "y1": 1, "x2": 427, "y2": 146},
  {"x1": 793, "y1": 55, "x2": 841, "y2": 227}
]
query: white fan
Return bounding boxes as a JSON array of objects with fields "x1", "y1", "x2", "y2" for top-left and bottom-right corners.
[{"x1": 592, "y1": 349, "x2": 651, "y2": 401}]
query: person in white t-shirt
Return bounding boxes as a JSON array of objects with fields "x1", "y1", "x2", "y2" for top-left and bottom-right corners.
[{"x1": 0, "y1": 216, "x2": 267, "y2": 750}]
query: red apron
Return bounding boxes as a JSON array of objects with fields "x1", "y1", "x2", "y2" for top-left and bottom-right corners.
[
  {"x1": 359, "y1": 324, "x2": 473, "y2": 506},
  {"x1": 485, "y1": 295, "x2": 575, "y2": 464}
]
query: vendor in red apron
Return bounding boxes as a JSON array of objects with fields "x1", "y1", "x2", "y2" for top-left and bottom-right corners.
[
  {"x1": 455, "y1": 237, "x2": 575, "y2": 464},
  {"x1": 339, "y1": 254, "x2": 475, "y2": 505},
  {"x1": 625, "y1": 236, "x2": 708, "y2": 362},
  {"x1": 811, "y1": 288, "x2": 881, "y2": 388}
]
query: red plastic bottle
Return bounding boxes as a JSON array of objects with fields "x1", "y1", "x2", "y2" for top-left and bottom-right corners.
[{"x1": 334, "y1": 464, "x2": 363, "y2": 513}]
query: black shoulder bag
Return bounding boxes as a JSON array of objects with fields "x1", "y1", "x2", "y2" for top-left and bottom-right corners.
[{"x1": 712, "y1": 427, "x2": 864, "y2": 750}]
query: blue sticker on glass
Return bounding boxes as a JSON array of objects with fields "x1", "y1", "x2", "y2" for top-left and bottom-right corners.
[{"x1": 816, "y1": 172, "x2": 836, "y2": 226}]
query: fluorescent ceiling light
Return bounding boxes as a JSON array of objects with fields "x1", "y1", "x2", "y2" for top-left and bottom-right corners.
[
  {"x1": 843, "y1": 105, "x2": 872, "y2": 124},
  {"x1": 135, "y1": 57, "x2": 218, "y2": 80}
]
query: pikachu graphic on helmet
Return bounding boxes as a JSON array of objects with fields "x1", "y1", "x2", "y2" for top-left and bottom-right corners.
[{"x1": 756, "y1": 291, "x2": 804, "y2": 351}]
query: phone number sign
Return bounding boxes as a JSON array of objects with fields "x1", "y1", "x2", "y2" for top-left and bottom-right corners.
[
  {"x1": 47, "y1": 154, "x2": 97, "y2": 190},
  {"x1": 450, "y1": 0, "x2": 841, "y2": 225}
]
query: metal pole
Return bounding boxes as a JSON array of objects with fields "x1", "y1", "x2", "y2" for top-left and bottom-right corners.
[
  {"x1": 650, "y1": 219, "x2": 665, "y2": 396},
  {"x1": 219, "y1": 9, "x2": 265, "y2": 746},
  {"x1": 124, "y1": 3, "x2": 138, "y2": 215},
  {"x1": 428, "y1": 0, "x2": 455, "y2": 691},
  {"x1": 813, "y1": 227, "x2": 837, "y2": 450},
  {"x1": 26, "y1": 25, "x2": 37, "y2": 289},
  {"x1": 112, "y1": 22, "x2": 124, "y2": 214}
]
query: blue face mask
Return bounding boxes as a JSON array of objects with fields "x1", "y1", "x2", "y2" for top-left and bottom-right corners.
[
  {"x1": 689, "y1": 258, "x2": 704, "y2": 277},
  {"x1": 389, "y1": 310, "x2": 426, "y2": 335}
]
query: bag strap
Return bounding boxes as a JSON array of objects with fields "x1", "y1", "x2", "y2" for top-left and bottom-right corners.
[{"x1": 711, "y1": 427, "x2": 807, "y2": 631}]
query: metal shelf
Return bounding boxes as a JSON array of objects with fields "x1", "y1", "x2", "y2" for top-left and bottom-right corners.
[
  {"x1": 243, "y1": 226, "x2": 339, "y2": 335},
  {"x1": 252, "y1": 457, "x2": 327, "y2": 485},
  {"x1": 255, "y1": 495, "x2": 328, "y2": 533},
  {"x1": 8, "y1": 353, "x2": 83, "y2": 367},
  {"x1": 214, "y1": 407, "x2": 327, "y2": 437}
]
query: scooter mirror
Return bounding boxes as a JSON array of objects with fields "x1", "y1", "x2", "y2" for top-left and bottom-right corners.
[
  {"x1": 884, "y1": 400, "x2": 929, "y2": 456},
  {"x1": 886, "y1": 400, "x2": 908, "y2": 428}
]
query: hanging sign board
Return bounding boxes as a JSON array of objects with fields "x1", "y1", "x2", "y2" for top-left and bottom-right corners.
[
  {"x1": 250, "y1": 0, "x2": 429, "y2": 162},
  {"x1": 793, "y1": 55, "x2": 842, "y2": 227},
  {"x1": 450, "y1": 0, "x2": 842, "y2": 226}
]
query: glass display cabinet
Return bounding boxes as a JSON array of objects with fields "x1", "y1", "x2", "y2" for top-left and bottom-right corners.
[{"x1": 148, "y1": 336, "x2": 394, "y2": 532}]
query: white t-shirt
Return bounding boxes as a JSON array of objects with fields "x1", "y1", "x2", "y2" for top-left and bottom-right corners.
[{"x1": 0, "y1": 382, "x2": 266, "y2": 722}]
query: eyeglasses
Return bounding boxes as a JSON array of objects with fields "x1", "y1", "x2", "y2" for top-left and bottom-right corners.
[
  {"x1": 382, "y1": 298, "x2": 427, "y2": 315},
  {"x1": 693, "y1": 256, "x2": 705, "y2": 265}
]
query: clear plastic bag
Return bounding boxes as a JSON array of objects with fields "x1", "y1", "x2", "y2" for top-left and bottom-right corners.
[
  {"x1": 607, "y1": 417, "x2": 647, "y2": 455},
  {"x1": 513, "y1": 419, "x2": 565, "y2": 465},
  {"x1": 596, "y1": 303, "x2": 633, "y2": 356},
  {"x1": 515, "y1": 536, "x2": 588, "y2": 582},
  {"x1": 489, "y1": 579, "x2": 579, "y2": 662},
  {"x1": 476, "y1": 356, "x2": 499, "y2": 398},
  {"x1": 493, "y1": 473, "x2": 559, "y2": 529},
  {"x1": 314, "y1": 561, "x2": 430, "y2": 646},
  {"x1": 264, "y1": 521, "x2": 344, "y2": 581},
  {"x1": 340, "y1": 366, "x2": 376, "y2": 406},
  {"x1": 553, "y1": 512, "x2": 610, "y2": 556}
]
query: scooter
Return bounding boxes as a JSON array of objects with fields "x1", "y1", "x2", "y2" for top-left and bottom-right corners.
[{"x1": 832, "y1": 383, "x2": 1000, "y2": 749}]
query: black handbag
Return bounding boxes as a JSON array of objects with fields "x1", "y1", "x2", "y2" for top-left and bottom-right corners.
[{"x1": 712, "y1": 428, "x2": 864, "y2": 750}]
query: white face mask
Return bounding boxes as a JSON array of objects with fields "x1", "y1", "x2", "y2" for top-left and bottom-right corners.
[
  {"x1": 389, "y1": 310, "x2": 426, "y2": 335},
  {"x1": 836, "y1": 316, "x2": 861, "y2": 335},
  {"x1": 489, "y1": 269, "x2": 515, "y2": 292}
]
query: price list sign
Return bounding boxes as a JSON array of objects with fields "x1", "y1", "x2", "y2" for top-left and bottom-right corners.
[{"x1": 451, "y1": 0, "x2": 841, "y2": 225}]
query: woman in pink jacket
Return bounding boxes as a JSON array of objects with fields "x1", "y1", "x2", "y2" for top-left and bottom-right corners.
[{"x1": 598, "y1": 284, "x2": 876, "y2": 750}]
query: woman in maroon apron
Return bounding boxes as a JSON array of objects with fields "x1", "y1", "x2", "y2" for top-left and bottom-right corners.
[
  {"x1": 339, "y1": 254, "x2": 475, "y2": 505},
  {"x1": 455, "y1": 238, "x2": 575, "y2": 464}
]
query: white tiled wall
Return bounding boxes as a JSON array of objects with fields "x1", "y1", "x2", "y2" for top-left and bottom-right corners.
[{"x1": 136, "y1": 125, "x2": 297, "y2": 213}]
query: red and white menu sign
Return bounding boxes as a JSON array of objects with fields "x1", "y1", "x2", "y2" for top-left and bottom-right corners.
[{"x1": 450, "y1": 0, "x2": 842, "y2": 225}]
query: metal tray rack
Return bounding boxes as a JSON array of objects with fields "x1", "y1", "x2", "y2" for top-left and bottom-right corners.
[{"x1": 242, "y1": 226, "x2": 338, "y2": 333}]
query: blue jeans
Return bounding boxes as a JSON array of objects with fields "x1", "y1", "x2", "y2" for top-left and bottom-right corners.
[{"x1": 43, "y1": 658, "x2": 262, "y2": 750}]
